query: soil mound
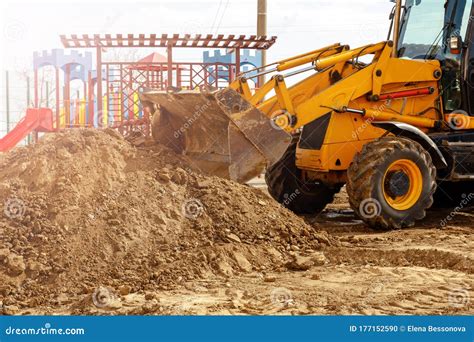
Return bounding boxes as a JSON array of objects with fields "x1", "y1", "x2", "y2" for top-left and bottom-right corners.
[{"x1": 0, "y1": 129, "x2": 330, "y2": 312}]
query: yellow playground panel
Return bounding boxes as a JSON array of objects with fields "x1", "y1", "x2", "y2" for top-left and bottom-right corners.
[{"x1": 58, "y1": 93, "x2": 141, "y2": 129}]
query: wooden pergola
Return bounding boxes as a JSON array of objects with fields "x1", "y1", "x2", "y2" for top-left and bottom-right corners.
[
  {"x1": 60, "y1": 33, "x2": 276, "y2": 49},
  {"x1": 60, "y1": 33, "x2": 277, "y2": 115}
]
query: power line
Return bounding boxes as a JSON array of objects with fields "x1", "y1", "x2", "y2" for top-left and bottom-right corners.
[
  {"x1": 210, "y1": 0, "x2": 223, "y2": 33},
  {"x1": 214, "y1": 0, "x2": 230, "y2": 35}
]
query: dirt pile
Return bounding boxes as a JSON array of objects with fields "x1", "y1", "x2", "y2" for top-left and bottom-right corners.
[{"x1": 0, "y1": 129, "x2": 331, "y2": 313}]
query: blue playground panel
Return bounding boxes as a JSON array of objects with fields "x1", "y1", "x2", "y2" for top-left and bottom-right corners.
[{"x1": 203, "y1": 49, "x2": 262, "y2": 83}]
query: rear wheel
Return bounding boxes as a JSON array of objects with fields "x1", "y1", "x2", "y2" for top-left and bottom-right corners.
[
  {"x1": 265, "y1": 139, "x2": 341, "y2": 214},
  {"x1": 347, "y1": 137, "x2": 437, "y2": 229}
]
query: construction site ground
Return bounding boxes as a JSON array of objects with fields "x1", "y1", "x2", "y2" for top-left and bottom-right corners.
[{"x1": 0, "y1": 130, "x2": 472, "y2": 316}]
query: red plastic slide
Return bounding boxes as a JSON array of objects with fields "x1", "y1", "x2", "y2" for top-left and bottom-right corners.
[{"x1": 0, "y1": 108, "x2": 54, "y2": 152}]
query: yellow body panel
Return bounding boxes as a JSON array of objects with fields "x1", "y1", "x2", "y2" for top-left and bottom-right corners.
[
  {"x1": 296, "y1": 138, "x2": 369, "y2": 171},
  {"x1": 230, "y1": 41, "x2": 447, "y2": 180}
]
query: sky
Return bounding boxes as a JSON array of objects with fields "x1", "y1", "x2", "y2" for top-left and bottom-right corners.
[{"x1": 0, "y1": 0, "x2": 393, "y2": 131}]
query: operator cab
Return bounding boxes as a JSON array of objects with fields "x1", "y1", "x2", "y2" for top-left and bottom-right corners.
[
  {"x1": 394, "y1": 0, "x2": 474, "y2": 181},
  {"x1": 397, "y1": 0, "x2": 473, "y2": 113}
]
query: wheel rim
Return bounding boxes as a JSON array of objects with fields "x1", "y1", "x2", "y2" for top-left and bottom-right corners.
[{"x1": 383, "y1": 159, "x2": 423, "y2": 211}]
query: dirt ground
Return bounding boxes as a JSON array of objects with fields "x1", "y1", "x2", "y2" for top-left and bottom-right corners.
[
  {"x1": 71, "y1": 193, "x2": 473, "y2": 316},
  {"x1": 0, "y1": 130, "x2": 472, "y2": 315}
]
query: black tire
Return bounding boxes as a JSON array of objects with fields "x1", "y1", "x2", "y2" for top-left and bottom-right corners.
[
  {"x1": 432, "y1": 180, "x2": 474, "y2": 208},
  {"x1": 347, "y1": 137, "x2": 437, "y2": 229},
  {"x1": 265, "y1": 139, "x2": 341, "y2": 214}
]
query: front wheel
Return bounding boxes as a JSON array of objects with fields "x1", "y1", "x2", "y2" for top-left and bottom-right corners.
[
  {"x1": 265, "y1": 140, "x2": 341, "y2": 215},
  {"x1": 347, "y1": 137, "x2": 437, "y2": 229}
]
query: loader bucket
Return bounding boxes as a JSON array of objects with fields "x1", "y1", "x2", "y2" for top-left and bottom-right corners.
[{"x1": 140, "y1": 88, "x2": 292, "y2": 183}]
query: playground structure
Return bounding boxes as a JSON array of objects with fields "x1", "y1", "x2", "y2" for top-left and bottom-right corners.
[
  {"x1": 57, "y1": 34, "x2": 274, "y2": 134},
  {"x1": 32, "y1": 49, "x2": 98, "y2": 130},
  {"x1": 0, "y1": 33, "x2": 275, "y2": 152}
]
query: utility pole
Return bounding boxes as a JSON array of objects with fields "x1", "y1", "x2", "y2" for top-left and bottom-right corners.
[{"x1": 257, "y1": 0, "x2": 267, "y2": 87}]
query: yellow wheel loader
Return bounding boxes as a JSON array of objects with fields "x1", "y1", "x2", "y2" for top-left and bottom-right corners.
[{"x1": 141, "y1": 0, "x2": 474, "y2": 229}]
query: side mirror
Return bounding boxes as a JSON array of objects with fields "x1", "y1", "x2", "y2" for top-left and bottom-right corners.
[{"x1": 449, "y1": 35, "x2": 463, "y2": 54}]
